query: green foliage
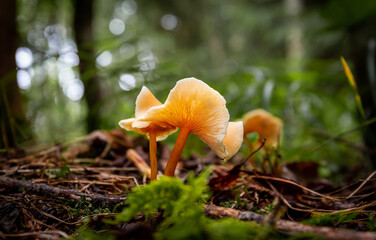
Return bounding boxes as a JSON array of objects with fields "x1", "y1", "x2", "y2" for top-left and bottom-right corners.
[
  {"x1": 59, "y1": 197, "x2": 124, "y2": 218},
  {"x1": 116, "y1": 169, "x2": 210, "y2": 224},
  {"x1": 246, "y1": 132, "x2": 259, "y2": 145},
  {"x1": 249, "y1": 203, "x2": 275, "y2": 215},
  {"x1": 366, "y1": 214, "x2": 376, "y2": 231},
  {"x1": 288, "y1": 233, "x2": 325, "y2": 240},
  {"x1": 218, "y1": 190, "x2": 274, "y2": 215},
  {"x1": 302, "y1": 212, "x2": 357, "y2": 228},
  {"x1": 70, "y1": 197, "x2": 112, "y2": 216},
  {"x1": 115, "y1": 169, "x2": 289, "y2": 240},
  {"x1": 45, "y1": 164, "x2": 71, "y2": 179},
  {"x1": 205, "y1": 218, "x2": 273, "y2": 240},
  {"x1": 70, "y1": 227, "x2": 115, "y2": 240},
  {"x1": 321, "y1": 0, "x2": 376, "y2": 28},
  {"x1": 15, "y1": 0, "x2": 372, "y2": 176}
]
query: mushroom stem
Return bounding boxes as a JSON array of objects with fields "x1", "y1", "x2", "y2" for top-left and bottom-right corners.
[
  {"x1": 164, "y1": 127, "x2": 191, "y2": 176},
  {"x1": 149, "y1": 130, "x2": 158, "y2": 181}
]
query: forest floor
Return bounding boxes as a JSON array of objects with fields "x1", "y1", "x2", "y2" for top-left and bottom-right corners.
[{"x1": 0, "y1": 129, "x2": 375, "y2": 240}]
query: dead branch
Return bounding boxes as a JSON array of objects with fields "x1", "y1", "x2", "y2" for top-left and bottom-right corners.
[
  {"x1": 0, "y1": 176, "x2": 127, "y2": 204},
  {"x1": 204, "y1": 204, "x2": 376, "y2": 240}
]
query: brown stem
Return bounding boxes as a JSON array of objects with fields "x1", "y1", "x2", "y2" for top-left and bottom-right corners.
[
  {"x1": 164, "y1": 127, "x2": 190, "y2": 176},
  {"x1": 149, "y1": 130, "x2": 157, "y2": 181}
]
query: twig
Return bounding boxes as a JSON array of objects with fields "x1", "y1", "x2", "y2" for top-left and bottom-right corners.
[
  {"x1": 239, "y1": 138, "x2": 266, "y2": 166},
  {"x1": 0, "y1": 230, "x2": 68, "y2": 239},
  {"x1": 346, "y1": 171, "x2": 376, "y2": 199},
  {"x1": 204, "y1": 204, "x2": 376, "y2": 240},
  {"x1": 126, "y1": 149, "x2": 151, "y2": 178},
  {"x1": 249, "y1": 175, "x2": 340, "y2": 201},
  {"x1": 0, "y1": 176, "x2": 127, "y2": 204}
]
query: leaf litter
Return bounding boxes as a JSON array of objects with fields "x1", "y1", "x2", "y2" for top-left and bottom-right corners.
[{"x1": 0, "y1": 129, "x2": 375, "y2": 239}]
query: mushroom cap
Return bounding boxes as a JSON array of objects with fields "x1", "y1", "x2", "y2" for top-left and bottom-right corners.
[
  {"x1": 222, "y1": 121, "x2": 244, "y2": 161},
  {"x1": 135, "y1": 86, "x2": 162, "y2": 119},
  {"x1": 119, "y1": 86, "x2": 177, "y2": 141},
  {"x1": 139, "y1": 77, "x2": 230, "y2": 158},
  {"x1": 119, "y1": 118, "x2": 177, "y2": 141},
  {"x1": 242, "y1": 109, "x2": 282, "y2": 147}
]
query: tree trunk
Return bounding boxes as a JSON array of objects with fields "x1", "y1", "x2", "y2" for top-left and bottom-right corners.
[
  {"x1": 73, "y1": 0, "x2": 103, "y2": 132},
  {"x1": 0, "y1": 0, "x2": 29, "y2": 152}
]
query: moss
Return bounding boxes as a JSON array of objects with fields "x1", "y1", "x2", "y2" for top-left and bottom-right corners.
[{"x1": 302, "y1": 212, "x2": 358, "y2": 228}]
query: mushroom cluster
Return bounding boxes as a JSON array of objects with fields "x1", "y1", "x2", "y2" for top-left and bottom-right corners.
[{"x1": 119, "y1": 77, "x2": 243, "y2": 178}]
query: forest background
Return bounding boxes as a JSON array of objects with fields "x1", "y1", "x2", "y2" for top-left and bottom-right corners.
[{"x1": 2, "y1": 0, "x2": 376, "y2": 181}]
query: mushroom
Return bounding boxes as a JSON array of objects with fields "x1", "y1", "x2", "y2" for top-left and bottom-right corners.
[
  {"x1": 242, "y1": 109, "x2": 282, "y2": 151},
  {"x1": 222, "y1": 121, "x2": 244, "y2": 162},
  {"x1": 119, "y1": 86, "x2": 177, "y2": 180},
  {"x1": 138, "y1": 77, "x2": 243, "y2": 176}
]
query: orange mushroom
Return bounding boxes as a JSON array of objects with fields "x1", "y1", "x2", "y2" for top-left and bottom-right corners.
[
  {"x1": 138, "y1": 78, "x2": 243, "y2": 176},
  {"x1": 119, "y1": 86, "x2": 177, "y2": 180},
  {"x1": 222, "y1": 121, "x2": 244, "y2": 162},
  {"x1": 242, "y1": 109, "x2": 282, "y2": 150}
]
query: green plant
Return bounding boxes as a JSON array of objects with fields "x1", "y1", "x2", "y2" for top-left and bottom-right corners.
[
  {"x1": 67, "y1": 198, "x2": 113, "y2": 216},
  {"x1": 115, "y1": 169, "x2": 286, "y2": 240},
  {"x1": 70, "y1": 227, "x2": 115, "y2": 240},
  {"x1": 366, "y1": 214, "x2": 376, "y2": 231},
  {"x1": 302, "y1": 212, "x2": 357, "y2": 228},
  {"x1": 45, "y1": 165, "x2": 71, "y2": 179}
]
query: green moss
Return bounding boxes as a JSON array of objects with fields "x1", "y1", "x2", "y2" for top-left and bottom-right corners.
[
  {"x1": 115, "y1": 169, "x2": 290, "y2": 240},
  {"x1": 302, "y1": 212, "x2": 357, "y2": 228},
  {"x1": 366, "y1": 214, "x2": 376, "y2": 231},
  {"x1": 71, "y1": 169, "x2": 323, "y2": 239}
]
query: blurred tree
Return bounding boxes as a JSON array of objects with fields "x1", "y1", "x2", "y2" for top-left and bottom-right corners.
[
  {"x1": 74, "y1": 0, "x2": 103, "y2": 132},
  {"x1": 321, "y1": 0, "x2": 376, "y2": 167},
  {"x1": 0, "y1": 0, "x2": 30, "y2": 151},
  {"x1": 9, "y1": 0, "x2": 370, "y2": 171},
  {"x1": 348, "y1": 15, "x2": 376, "y2": 168}
]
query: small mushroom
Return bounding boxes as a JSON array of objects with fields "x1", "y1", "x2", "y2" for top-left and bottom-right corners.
[
  {"x1": 242, "y1": 109, "x2": 282, "y2": 150},
  {"x1": 119, "y1": 86, "x2": 177, "y2": 180},
  {"x1": 139, "y1": 78, "x2": 243, "y2": 176}
]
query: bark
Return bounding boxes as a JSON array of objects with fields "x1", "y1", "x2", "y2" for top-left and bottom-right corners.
[
  {"x1": 0, "y1": 0, "x2": 30, "y2": 151},
  {"x1": 73, "y1": 0, "x2": 103, "y2": 132}
]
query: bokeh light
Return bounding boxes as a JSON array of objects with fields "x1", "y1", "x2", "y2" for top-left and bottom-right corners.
[
  {"x1": 119, "y1": 73, "x2": 136, "y2": 91},
  {"x1": 161, "y1": 14, "x2": 178, "y2": 30},
  {"x1": 109, "y1": 18, "x2": 125, "y2": 35},
  {"x1": 96, "y1": 51, "x2": 113, "y2": 67},
  {"x1": 17, "y1": 70, "x2": 32, "y2": 90},
  {"x1": 63, "y1": 79, "x2": 84, "y2": 101},
  {"x1": 16, "y1": 47, "x2": 33, "y2": 68}
]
